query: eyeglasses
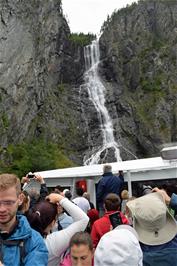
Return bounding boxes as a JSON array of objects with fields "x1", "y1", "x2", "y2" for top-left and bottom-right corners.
[{"x1": 0, "y1": 200, "x2": 17, "y2": 207}]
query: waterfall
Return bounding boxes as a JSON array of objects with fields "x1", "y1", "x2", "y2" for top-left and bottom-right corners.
[{"x1": 83, "y1": 40, "x2": 122, "y2": 165}]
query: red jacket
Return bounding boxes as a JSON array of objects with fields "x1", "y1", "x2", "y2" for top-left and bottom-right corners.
[{"x1": 91, "y1": 210, "x2": 129, "y2": 248}]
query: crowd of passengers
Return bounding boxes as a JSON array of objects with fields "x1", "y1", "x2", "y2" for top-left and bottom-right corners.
[{"x1": 0, "y1": 164, "x2": 177, "y2": 266}]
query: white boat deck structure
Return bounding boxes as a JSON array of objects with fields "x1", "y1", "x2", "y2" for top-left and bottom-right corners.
[{"x1": 36, "y1": 156, "x2": 177, "y2": 203}]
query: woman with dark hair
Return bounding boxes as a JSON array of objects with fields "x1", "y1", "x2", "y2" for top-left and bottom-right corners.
[
  {"x1": 26, "y1": 200, "x2": 58, "y2": 237},
  {"x1": 26, "y1": 193, "x2": 89, "y2": 266}
]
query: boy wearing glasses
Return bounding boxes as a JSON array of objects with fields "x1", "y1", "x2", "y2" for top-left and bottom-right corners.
[{"x1": 0, "y1": 173, "x2": 48, "y2": 266}]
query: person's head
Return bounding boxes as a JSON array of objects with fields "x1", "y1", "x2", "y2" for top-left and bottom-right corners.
[
  {"x1": 0, "y1": 173, "x2": 21, "y2": 196},
  {"x1": 26, "y1": 188, "x2": 40, "y2": 199},
  {"x1": 54, "y1": 185, "x2": 63, "y2": 194},
  {"x1": 127, "y1": 192, "x2": 177, "y2": 245},
  {"x1": 87, "y1": 209, "x2": 99, "y2": 230},
  {"x1": 63, "y1": 189, "x2": 72, "y2": 200},
  {"x1": 18, "y1": 191, "x2": 30, "y2": 214},
  {"x1": 94, "y1": 225, "x2": 143, "y2": 266},
  {"x1": 125, "y1": 196, "x2": 136, "y2": 216},
  {"x1": 104, "y1": 193, "x2": 121, "y2": 211},
  {"x1": 70, "y1": 232, "x2": 94, "y2": 266},
  {"x1": 118, "y1": 170, "x2": 124, "y2": 176},
  {"x1": 83, "y1": 192, "x2": 90, "y2": 201},
  {"x1": 26, "y1": 200, "x2": 58, "y2": 237},
  {"x1": 121, "y1": 190, "x2": 129, "y2": 200},
  {"x1": 103, "y1": 164, "x2": 112, "y2": 174},
  {"x1": 76, "y1": 187, "x2": 84, "y2": 197},
  {"x1": 0, "y1": 174, "x2": 23, "y2": 230}
]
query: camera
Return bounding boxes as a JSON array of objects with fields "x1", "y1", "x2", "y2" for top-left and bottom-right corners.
[
  {"x1": 142, "y1": 185, "x2": 152, "y2": 196},
  {"x1": 27, "y1": 173, "x2": 35, "y2": 179}
]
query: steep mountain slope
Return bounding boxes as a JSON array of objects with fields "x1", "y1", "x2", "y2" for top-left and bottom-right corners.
[
  {"x1": 0, "y1": 0, "x2": 88, "y2": 170},
  {"x1": 0, "y1": 0, "x2": 177, "y2": 174},
  {"x1": 98, "y1": 0, "x2": 177, "y2": 159}
]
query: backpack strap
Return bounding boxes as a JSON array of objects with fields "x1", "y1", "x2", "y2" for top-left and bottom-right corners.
[
  {"x1": 58, "y1": 220, "x2": 63, "y2": 231},
  {"x1": 0, "y1": 239, "x2": 25, "y2": 265},
  {"x1": 19, "y1": 240, "x2": 25, "y2": 265},
  {"x1": 0, "y1": 239, "x2": 3, "y2": 263}
]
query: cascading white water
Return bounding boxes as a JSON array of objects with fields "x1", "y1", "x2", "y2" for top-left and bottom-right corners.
[{"x1": 83, "y1": 40, "x2": 122, "y2": 165}]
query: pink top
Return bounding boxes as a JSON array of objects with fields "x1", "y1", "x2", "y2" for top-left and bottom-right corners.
[
  {"x1": 60, "y1": 253, "x2": 72, "y2": 266},
  {"x1": 60, "y1": 253, "x2": 94, "y2": 266}
]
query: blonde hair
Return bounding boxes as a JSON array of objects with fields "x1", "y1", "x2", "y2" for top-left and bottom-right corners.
[
  {"x1": 121, "y1": 190, "x2": 129, "y2": 200},
  {"x1": 18, "y1": 191, "x2": 30, "y2": 213},
  {"x1": 0, "y1": 174, "x2": 21, "y2": 195}
]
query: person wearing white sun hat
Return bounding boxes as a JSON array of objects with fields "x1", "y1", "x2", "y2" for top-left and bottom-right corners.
[
  {"x1": 94, "y1": 224, "x2": 143, "y2": 266},
  {"x1": 127, "y1": 192, "x2": 177, "y2": 266}
]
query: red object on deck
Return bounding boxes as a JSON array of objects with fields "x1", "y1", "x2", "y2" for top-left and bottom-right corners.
[{"x1": 76, "y1": 179, "x2": 87, "y2": 192}]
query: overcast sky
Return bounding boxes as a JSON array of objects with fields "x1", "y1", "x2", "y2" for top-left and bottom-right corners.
[{"x1": 62, "y1": 0, "x2": 138, "y2": 34}]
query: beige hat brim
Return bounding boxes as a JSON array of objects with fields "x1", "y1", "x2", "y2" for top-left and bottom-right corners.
[
  {"x1": 134, "y1": 211, "x2": 177, "y2": 245},
  {"x1": 127, "y1": 192, "x2": 177, "y2": 245}
]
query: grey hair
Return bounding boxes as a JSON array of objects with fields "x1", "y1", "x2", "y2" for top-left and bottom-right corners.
[{"x1": 103, "y1": 164, "x2": 112, "y2": 173}]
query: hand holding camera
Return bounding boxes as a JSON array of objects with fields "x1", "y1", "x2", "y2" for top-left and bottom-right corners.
[
  {"x1": 26, "y1": 173, "x2": 45, "y2": 184},
  {"x1": 21, "y1": 176, "x2": 30, "y2": 184},
  {"x1": 23, "y1": 173, "x2": 43, "y2": 196},
  {"x1": 27, "y1": 173, "x2": 35, "y2": 179}
]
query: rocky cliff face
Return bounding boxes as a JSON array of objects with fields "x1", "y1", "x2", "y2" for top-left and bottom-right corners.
[
  {"x1": 0, "y1": 0, "x2": 86, "y2": 165},
  {"x1": 98, "y1": 0, "x2": 177, "y2": 159},
  {"x1": 0, "y1": 0, "x2": 177, "y2": 170}
]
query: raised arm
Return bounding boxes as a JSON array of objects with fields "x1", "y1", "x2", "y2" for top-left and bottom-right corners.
[
  {"x1": 152, "y1": 187, "x2": 177, "y2": 212},
  {"x1": 45, "y1": 194, "x2": 89, "y2": 265}
]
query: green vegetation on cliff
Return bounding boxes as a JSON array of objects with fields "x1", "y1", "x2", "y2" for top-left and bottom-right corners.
[
  {"x1": 0, "y1": 140, "x2": 75, "y2": 178},
  {"x1": 69, "y1": 33, "x2": 95, "y2": 46}
]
